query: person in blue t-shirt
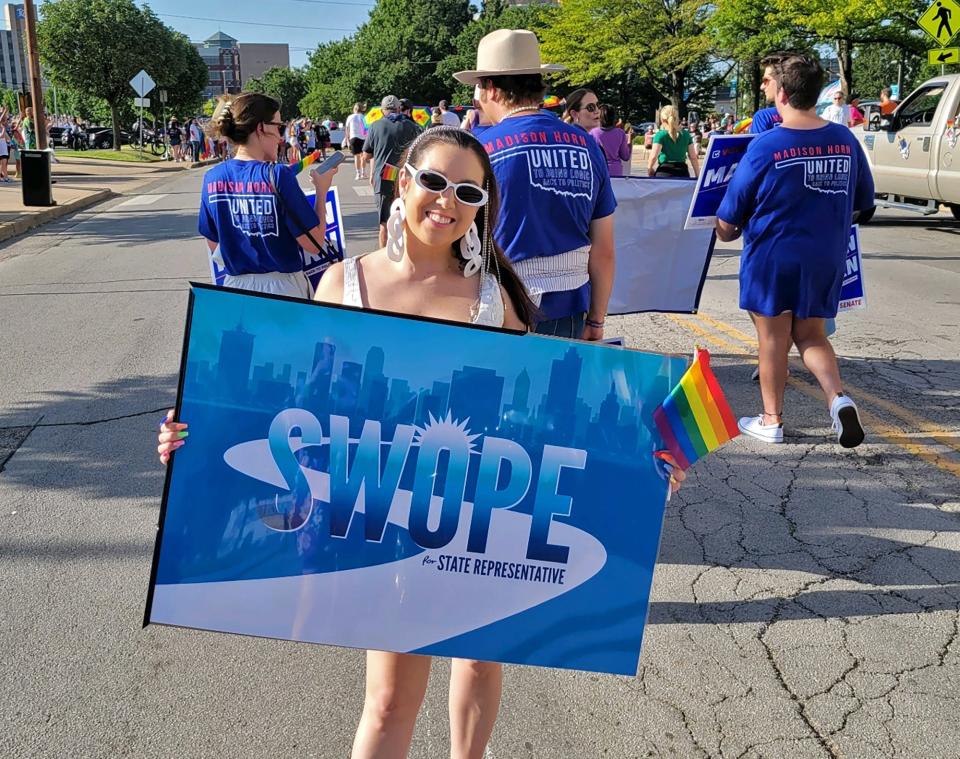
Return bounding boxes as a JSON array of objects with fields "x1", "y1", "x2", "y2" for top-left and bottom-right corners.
[
  {"x1": 198, "y1": 92, "x2": 337, "y2": 298},
  {"x1": 750, "y1": 106, "x2": 782, "y2": 133},
  {"x1": 455, "y1": 30, "x2": 616, "y2": 340},
  {"x1": 717, "y1": 53, "x2": 874, "y2": 449}
]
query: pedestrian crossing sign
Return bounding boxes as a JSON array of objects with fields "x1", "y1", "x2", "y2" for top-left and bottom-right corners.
[
  {"x1": 930, "y1": 47, "x2": 960, "y2": 64},
  {"x1": 919, "y1": 0, "x2": 960, "y2": 46}
]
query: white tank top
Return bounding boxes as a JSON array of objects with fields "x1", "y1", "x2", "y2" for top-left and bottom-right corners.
[{"x1": 341, "y1": 256, "x2": 505, "y2": 327}]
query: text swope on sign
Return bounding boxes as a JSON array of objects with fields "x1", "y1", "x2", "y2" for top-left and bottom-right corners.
[{"x1": 264, "y1": 408, "x2": 587, "y2": 564}]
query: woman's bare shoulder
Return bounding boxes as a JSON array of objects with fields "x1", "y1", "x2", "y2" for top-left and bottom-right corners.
[{"x1": 313, "y1": 261, "x2": 345, "y2": 303}]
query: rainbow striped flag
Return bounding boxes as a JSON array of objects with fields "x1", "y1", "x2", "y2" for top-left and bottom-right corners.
[
  {"x1": 653, "y1": 348, "x2": 739, "y2": 470},
  {"x1": 381, "y1": 163, "x2": 399, "y2": 182},
  {"x1": 290, "y1": 149, "x2": 321, "y2": 175}
]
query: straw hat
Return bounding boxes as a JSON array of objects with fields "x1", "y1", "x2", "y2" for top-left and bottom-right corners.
[{"x1": 454, "y1": 29, "x2": 565, "y2": 86}]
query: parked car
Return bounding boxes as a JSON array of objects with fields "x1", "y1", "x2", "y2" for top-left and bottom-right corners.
[
  {"x1": 855, "y1": 73, "x2": 960, "y2": 221},
  {"x1": 48, "y1": 126, "x2": 71, "y2": 147},
  {"x1": 86, "y1": 127, "x2": 133, "y2": 149}
]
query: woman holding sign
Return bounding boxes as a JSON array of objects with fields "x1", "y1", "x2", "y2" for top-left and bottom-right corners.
[
  {"x1": 160, "y1": 126, "x2": 687, "y2": 759},
  {"x1": 715, "y1": 54, "x2": 874, "y2": 448},
  {"x1": 198, "y1": 92, "x2": 337, "y2": 298}
]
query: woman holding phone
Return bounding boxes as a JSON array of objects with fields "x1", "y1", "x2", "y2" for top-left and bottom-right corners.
[{"x1": 199, "y1": 93, "x2": 337, "y2": 298}]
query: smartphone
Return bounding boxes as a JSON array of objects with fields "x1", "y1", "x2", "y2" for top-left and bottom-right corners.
[{"x1": 314, "y1": 151, "x2": 346, "y2": 174}]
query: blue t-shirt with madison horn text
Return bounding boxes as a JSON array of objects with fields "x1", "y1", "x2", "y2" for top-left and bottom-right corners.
[
  {"x1": 198, "y1": 160, "x2": 317, "y2": 275},
  {"x1": 750, "y1": 107, "x2": 782, "y2": 134},
  {"x1": 717, "y1": 123, "x2": 875, "y2": 318},
  {"x1": 479, "y1": 113, "x2": 617, "y2": 320}
]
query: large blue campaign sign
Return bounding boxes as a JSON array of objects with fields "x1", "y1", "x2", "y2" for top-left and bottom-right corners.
[
  {"x1": 208, "y1": 187, "x2": 345, "y2": 292},
  {"x1": 145, "y1": 285, "x2": 688, "y2": 675},
  {"x1": 684, "y1": 134, "x2": 754, "y2": 230},
  {"x1": 838, "y1": 225, "x2": 866, "y2": 312}
]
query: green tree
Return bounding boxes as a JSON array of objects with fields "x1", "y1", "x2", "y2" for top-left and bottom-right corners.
[
  {"x1": 300, "y1": 38, "x2": 361, "y2": 118},
  {"x1": 157, "y1": 33, "x2": 209, "y2": 121},
  {"x1": 301, "y1": 0, "x2": 473, "y2": 118},
  {"x1": 770, "y1": 0, "x2": 922, "y2": 96},
  {"x1": 709, "y1": 0, "x2": 812, "y2": 112},
  {"x1": 539, "y1": 0, "x2": 717, "y2": 115},
  {"x1": 435, "y1": 1, "x2": 552, "y2": 104},
  {"x1": 246, "y1": 67, "x2": 308, "y2": 120},
  {"x1": 852, "y1": 43, "x2": 927, "y2": 102},
  {"x1": 38, "y1": 0, "x2": 205, "y2": 147}
]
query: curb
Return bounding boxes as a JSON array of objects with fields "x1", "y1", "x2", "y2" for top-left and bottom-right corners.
[
  {"x1": 0, "y1": 188, "x2": 115, "y2": 244},
  {"x1": 188, "y1": 157, "x2": 222, "y2": 170}
]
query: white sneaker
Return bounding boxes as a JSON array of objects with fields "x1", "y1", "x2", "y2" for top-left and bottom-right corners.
[
  {"x1": 738, "y1": 415, "x2": 784, "y2": 444},
  {"x1": 355, "y1": 171, "x2": 360, "y2": 180},
  {"x1": 830, "y1": 394, "x2": 865, "y2": 448}
]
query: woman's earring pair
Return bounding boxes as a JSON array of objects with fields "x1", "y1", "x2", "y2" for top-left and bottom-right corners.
[{"x1": 386, "y1": 195, "x2": 482, "y2": 279}]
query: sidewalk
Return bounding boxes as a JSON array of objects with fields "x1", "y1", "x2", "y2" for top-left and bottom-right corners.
[{"x1": 0, "y1": 154, "x2": 218, "y2": 243}]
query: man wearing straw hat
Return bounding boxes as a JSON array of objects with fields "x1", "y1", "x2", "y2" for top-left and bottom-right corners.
[{"x1": 456, "y1": 29, "x2": 616, "y2": 340}]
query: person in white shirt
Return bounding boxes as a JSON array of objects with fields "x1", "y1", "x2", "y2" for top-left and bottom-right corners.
[
  {"x1": 344, "y1": 102, "x2": 368, "y2": 179},
  {"x1": 821, "y1": 92, "x2": 853, "y2": 127},
  {"x1": 439, "y1": 99, "x2": 461, "y2": 127}
]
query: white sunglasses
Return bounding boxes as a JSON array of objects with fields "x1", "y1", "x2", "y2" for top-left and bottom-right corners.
[{"x1": 405, "y1": 163, "x2": 489, "y2": 206}]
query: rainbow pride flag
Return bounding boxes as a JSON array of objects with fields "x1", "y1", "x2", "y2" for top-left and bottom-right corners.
[
  {"x1": 381, "y1": 163, "x2": 399, "y2": 182},
  {"x1": 290, "y1": 149, "x2": 321, "y2": 175},
  {"x1": 653, "y1": 348, "x2": 739, "y2": 470},
  {"x1": 733, "y1": 117, "x2": 753, "y2": 134}
]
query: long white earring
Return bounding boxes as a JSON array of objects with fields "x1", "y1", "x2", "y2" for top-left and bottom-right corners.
[
  {"x1": 386, "y1": 198, "x2": 405, "y2": 262},
  {"x1": 460, "y1": 221, "x2": 482, "y2": 277}
]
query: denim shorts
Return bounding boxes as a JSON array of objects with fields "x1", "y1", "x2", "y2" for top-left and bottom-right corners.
[{"x1": 535, "y1": 312, "x2": 586, "y2": 339}]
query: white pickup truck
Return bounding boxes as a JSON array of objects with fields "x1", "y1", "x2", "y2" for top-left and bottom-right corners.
[{"x1": 856, "y1": 73, "x2": 960, "y2": 220}]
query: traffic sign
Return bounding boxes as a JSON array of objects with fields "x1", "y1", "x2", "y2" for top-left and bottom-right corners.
[
  {"x1": 129, "y1": 69, "x2": 155, "y2": 98},
  {"x1": 918, "y1": 0, "x2": 960, "y2": 46},
  {"x1": 159, "y1": 89, "x2": 168, "y2": 104},
  {"x1": 930, "y1": 47, "x2": 960, "y2": 63},
  {"x1": 133, "y1": 97, "x2": 150, "y2": 108}
]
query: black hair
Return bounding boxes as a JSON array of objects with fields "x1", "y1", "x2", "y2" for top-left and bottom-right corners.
[
  {"x1": 209, "y1": 92, "x2": 281, "y2": 144},
  {"x1": 600, "y1": 104, "x2": 618, "y2": 129},
  {"x1": 398, "y1": 127, "x2": 537, "y2": 329},
  {"x1": 480, "y1": 74, "x2": 546, "y2": 107}
]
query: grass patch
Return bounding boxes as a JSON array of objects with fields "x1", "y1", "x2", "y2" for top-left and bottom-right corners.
[{"x1": 55, "y1": 149, "x2": 166, "y2": 163}]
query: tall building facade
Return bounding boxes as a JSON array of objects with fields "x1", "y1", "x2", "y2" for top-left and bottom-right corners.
[
  {"x1": 194, "y1": 32, "x2": 242, "y2": 101},
  {"x1": 193, "y1": 32, "x2": 289, "y2": 101},
  {"x1": 239, "y1": 43, "x2": 290, "y2": 87},
  {"x1": 1, "y1": 4, "x2": 27, "y2": 92}
]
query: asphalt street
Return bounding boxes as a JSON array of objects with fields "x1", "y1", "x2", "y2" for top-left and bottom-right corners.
[{"x1": 1, "y1": 165, "x2": 958, "y2": 759}]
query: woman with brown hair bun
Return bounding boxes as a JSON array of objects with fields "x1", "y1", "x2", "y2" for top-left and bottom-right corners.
[{"x1": 198, "y1": 92, "x2": 338, "y2": 298}]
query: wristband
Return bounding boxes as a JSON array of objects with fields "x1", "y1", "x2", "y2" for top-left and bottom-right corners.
[{"x1": 585, "y1": 318, "x2": 605, "y2": 329}]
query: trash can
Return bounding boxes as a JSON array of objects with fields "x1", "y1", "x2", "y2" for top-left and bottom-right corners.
[{"x1": 21, "y1": 149, "x2": 55, "y2": 207}]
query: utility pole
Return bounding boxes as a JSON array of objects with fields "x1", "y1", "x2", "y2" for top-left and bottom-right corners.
[{"x1": 23, "y1": 0, "x2": 47, "y2": 150}]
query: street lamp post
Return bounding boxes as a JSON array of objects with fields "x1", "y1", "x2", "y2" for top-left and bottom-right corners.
[{"x1": 22, "y1": 0, "x2": 47, "y2": 150}]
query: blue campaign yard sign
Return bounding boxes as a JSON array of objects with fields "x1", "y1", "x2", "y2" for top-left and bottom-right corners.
[
  {"x1": 145, "y1": 285, "x2": 688, "y2": 675},
  {"x1": 208, "y1": 187, "x2": 345, "y2": 291},
  {"x1": 838, "y1": 225, "x2": 866, "y2": 312},
  {"x1": 684, "y1": 134, "x2": 754, "y2": 229}
]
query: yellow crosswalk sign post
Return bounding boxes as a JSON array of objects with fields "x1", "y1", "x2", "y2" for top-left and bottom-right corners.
[
  {"x1": 930, "y1": 47, "x2": 960, "y2": 64},
  {"x1": 919, "y1": 0, "x2": 960, "y2": 46}
]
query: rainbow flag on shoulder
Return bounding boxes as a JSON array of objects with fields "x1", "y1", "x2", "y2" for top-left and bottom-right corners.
[{"x1": 654, "y1": 348, "x2": 739, "y2": 470}]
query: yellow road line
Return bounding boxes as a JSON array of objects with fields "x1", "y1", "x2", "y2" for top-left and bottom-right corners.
[
  {"x1": 664, "y1": 314, "x2": 960, "y2": 480},
  {"x1": 691, "y1": 312, "x2": 960, "y2": 456}
]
